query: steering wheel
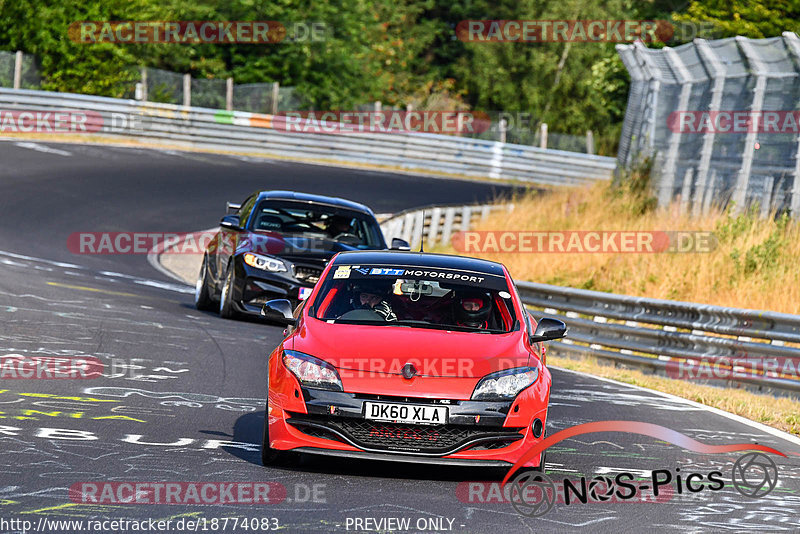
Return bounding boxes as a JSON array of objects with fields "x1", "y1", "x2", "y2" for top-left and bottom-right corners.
[{"x1": 332, "y1": 232, "x2": 362, "y2": 245}]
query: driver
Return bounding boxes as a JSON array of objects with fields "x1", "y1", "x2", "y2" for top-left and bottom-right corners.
[
  {"x1": 352, "y1": 281, "x2": 397, "y2": 321},
  {"x1": 326, "y1": 215, "x2": 353, "y2": 238},
  {"x1": 454, "y1": 290, "x2": 492, "y2": 329}
]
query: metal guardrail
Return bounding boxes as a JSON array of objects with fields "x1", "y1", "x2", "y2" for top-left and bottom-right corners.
[
  {"x1": 379, "y1": 202, "x2": 800, "y2": 394},
  {"x1": 0, "y1": 88, "x2": 616, "y2": 186},
  {"x1": 380, "y1": 203, "x2": 512, "y2": 250},
  {"x1": 518, "y1": 282, "x2": 800, "y2": 394}
]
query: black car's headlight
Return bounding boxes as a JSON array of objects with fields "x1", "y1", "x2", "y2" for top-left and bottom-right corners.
[
  {"x1": 471, "y1": 366, "x2": 539, "y2": 401},
  {"x1": 243, "y1": 252, "x2": 287, "y2": 272},
  {"x1": 282, "y1": 350, "x2": 343, "y2": 391}
]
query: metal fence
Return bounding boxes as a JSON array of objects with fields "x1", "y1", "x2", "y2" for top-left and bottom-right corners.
[
  {"x1": 1, "y1": 50, "x2": 601, "y2": 151},
  {"x1": 616, "y1": 33, "x2": 800, "y2": 217},
  {"x1": 0, "y1": 88, "x2": 617, "y2": 185},
  {"x1": 0, "y1": 51, "x2": 40, "y2": 90},
  {"x1": 520, "y1": 282, "x2": 800, "y2": 395}
]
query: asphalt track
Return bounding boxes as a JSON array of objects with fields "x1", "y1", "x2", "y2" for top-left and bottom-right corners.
[{"x1": 0, "y1": 139, "x2": 798, "y2": 534}]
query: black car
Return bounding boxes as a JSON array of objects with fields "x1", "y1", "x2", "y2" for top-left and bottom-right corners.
[{"x1": 195, "y1": 190, "x2": 409, "y2": 318}]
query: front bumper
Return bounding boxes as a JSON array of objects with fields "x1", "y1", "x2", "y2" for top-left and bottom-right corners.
[
  {"x1": 232, "y1": 260, "x2": 319, "y2": 314},
  {"x1": 268, "y1": 388, "x2": 547, "y2": 467}
]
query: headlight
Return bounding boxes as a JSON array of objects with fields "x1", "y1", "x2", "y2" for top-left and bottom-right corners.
[
  {"x1": 282, "y1": 350, "x2": 343, "y2": 391},
  {"x1": 471, "y1": 366, "x2": 539, "y2": 401},
  {"x1": 243, "y1": 252, "x2": 287, "y2": 272}
]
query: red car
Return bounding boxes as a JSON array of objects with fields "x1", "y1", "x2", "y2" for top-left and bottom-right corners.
[{"x1": 260, "y1": 251, "x2": 566, "y2": 470}]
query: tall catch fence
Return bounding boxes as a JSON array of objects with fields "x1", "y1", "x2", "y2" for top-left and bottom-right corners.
[
  {"x1": 617, "y1": 33, "x2": 800, "y2": 217},
  {"x1": 0, "y1": 50, "x2": 598, "y2": 152}
]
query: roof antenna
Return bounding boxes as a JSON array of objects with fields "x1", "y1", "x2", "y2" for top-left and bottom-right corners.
[{"x1": 419, "y1": 210, "x2": 425, "y2": 252}]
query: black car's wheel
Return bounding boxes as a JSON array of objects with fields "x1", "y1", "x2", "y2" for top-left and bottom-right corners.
[
  {"x1": 219, "y1": 262, "x2": 238, "y2": 319},
  {"x1": 194, "y1": 255, "x2": 215, "y2": 311},
  {"x1": 261, "y1": 398, "x2": 297, "y2": 466}
]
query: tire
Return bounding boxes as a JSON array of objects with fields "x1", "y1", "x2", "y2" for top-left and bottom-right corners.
[
  {"x1": 535, "y1": 426, "x2": 547, "y2": 472},
  {"x1": 219, "y1": 261, "x2": 238, "y2": 319},
  {"x1": 261, "y1": 398, "x2": 297, "y2": 466},
  {"x1": 194, "y1": 255, "x2": 215, "y2": 311}
]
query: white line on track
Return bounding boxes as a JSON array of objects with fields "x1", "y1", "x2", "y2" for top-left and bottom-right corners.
[
  {"x1": 0, "y1": 249, "x2": 192, "y2": 295},
  {"x1": 552, "y1": 365, "x2": 800, "y2": 448},
  {"x1": 13, "y1": 142, "x2": 72, "y2": 156}
]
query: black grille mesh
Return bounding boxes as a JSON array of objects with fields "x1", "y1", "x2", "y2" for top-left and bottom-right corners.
[
  {"x1": 295, "y1": 266, "x2": 322, "y2": 284},
  {"x1": 290, "y1": 415, "x2": 522, "y2": 454}
]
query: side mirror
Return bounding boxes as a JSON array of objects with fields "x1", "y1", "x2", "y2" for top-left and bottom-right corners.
[
  {"x1": 529, "y1": 317, "x2": 567, "y2": 343},
  {"x1": 220, "y1": 215, "x2": 242, "y2": 230},
  {"x1": 226, "y1": 201, "x2": 241, "y2": 214},
  {"x1": 261, "y1": 299, "x2": 297, "y2": 326},
  {"x1": 391, "y1": 238, "x2": 411, "y2": 250}
]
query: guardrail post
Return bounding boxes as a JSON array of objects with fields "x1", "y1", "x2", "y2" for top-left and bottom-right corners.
[
  {"x1": 226, "y1": 77, "x2": 233, "y2": 111},
  {"x1": 427, "y1": 207, "x2": 442, "y2": 248},
  {"x1": 271, "y1": 82, "x2": 279, "y2": 114},
  {"x1": 499, "y1": 118, "x2": 507, "y2": 143},
  {"x1": 140, "y1": 68, "x2": 148, "y2": 101},
  {"x1": 539, "y1": 123, "x2": 548, "y2": 149},
  {"x1": 13, "y1": 51, "x2": 23, "y2": 89},
  {"x1": 586, "y1": 130, "x2": 594, "y2": 154},
  {"x1": 374, "y1": 101, "x2": 382, "y2": 112},
  {"x1": 441, "y1": 208, "x2": 456, "y2": 246},
  {"x1": 411, "y1": 211, "x2": 425, "y2": 250},
  {"x1": 460, "y1": 206, "x2": 472, "y2": 231},
  {"x1": 183, "y1": 74, "x2": 191, "y2": 107},
  {"x1": 732, "y1": 36, "x2": 767, "y2": 214},
  {"x1": 693, "y1": 39, "x2": 726, "y2": 216},
  {"x1": 782, "y1": 32, "x2": 800, "y2": 217}
]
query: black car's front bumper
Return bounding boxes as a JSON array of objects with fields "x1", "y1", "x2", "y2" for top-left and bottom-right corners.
[
  {"x1": 231, "y1": 258, "x2": 320, "y2": 314},
  {"x1": 285, "y1": 388, "x2": 525, "y2": 457}
]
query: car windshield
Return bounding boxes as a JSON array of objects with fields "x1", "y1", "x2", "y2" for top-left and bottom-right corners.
[
  {"x1": 311, "y1": 264, "x2": 518, "y2": 333},
  {"x1": 249, "y1": 200, "x2": 384, "y2": 249}
]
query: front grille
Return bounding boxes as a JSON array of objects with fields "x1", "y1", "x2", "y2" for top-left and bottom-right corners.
[
  {"x1": 289, "y1": 414, "x2": 523, "y2": 455},
  {"x1": 295, "y1": 266, "x2": 322, "y2": 284},
  {"x1": 468, "y1": 440, "x2": 515, "y2": 450}
]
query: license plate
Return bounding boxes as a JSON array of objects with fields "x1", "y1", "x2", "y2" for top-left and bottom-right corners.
[
  {"x1": 298, "y1": 287, "x2": 313, "y2": 300},
  {"x1": 364, "y1": 402, "x2": 448, "y2": 425}
]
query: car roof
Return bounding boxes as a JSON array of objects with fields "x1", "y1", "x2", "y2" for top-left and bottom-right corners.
[
  {"x1": 332, "y1": 250, "x2": 507, "y2": 277},
  {"x1": 254, "y1": 190, "x2": 374, "y2": 215}
]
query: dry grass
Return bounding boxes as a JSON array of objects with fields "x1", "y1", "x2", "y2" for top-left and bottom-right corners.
[
  {"x1": 441, "y1": 180, "x2": 800, "y2": 313},
  {"x1": 550, "y1": 354, "x2": 800, "y2": 436},
  {"x1": 435, "y1": 179, "x2": 800, "y2": 430}
]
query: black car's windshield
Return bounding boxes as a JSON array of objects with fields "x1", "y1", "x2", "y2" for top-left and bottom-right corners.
[
  {"x1": 249, "y1": 200, "x2": 384, "y2": 249},
  {"x1": 311, "y1": 264, "x2": 518, "y2": 333}
]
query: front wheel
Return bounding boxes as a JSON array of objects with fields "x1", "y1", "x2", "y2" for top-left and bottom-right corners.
[
  {"x1": 261, "y1": 399, "x2": 298, "y2": 466},
  {"x1": 535, "y1": 426, "x2": 547, "y2": 472},
  {"x1": 194, "y1": 255, "x2": 215, "y2": 311},
  {"x1": 219, "y1": 262, "x2": 238, "y2": 319}
]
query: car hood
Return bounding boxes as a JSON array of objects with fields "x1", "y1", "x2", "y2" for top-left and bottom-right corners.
[
  {"x1": 292, "y1": 318, "x2": 529, "y2": 378},
  {"x1": 239, "y1": 232, "x2": 369, "y2": 259}
]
